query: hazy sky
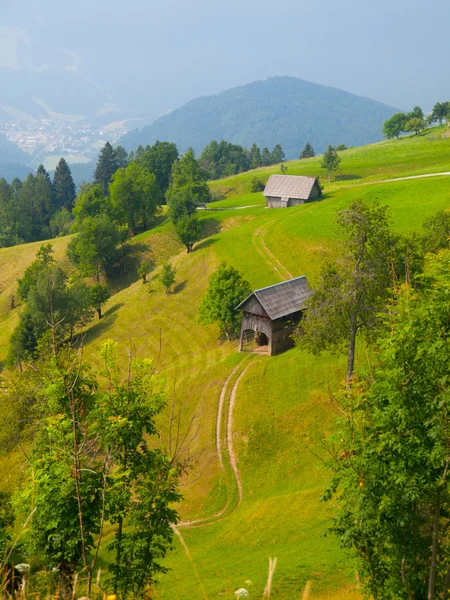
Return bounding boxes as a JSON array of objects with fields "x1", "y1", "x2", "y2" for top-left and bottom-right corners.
[{"x1": 1, "y1": 0, "x2": 450, "y2": 119}]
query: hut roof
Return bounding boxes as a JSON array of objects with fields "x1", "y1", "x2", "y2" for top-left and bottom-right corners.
[
  {"x1": 263, "y1": 175, "x2": 317, "y2": 200},
  {"x1": 236, "y1": 276, "x2": 312, "y2": 320}
]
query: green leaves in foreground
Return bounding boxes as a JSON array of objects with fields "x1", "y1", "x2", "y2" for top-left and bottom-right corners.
[
  {"x1": 325, "y1": 250, "x2": 450, "y2": 600},
  {"x1": 7, "y1": 341, "x2": 180, "y2": 599}
]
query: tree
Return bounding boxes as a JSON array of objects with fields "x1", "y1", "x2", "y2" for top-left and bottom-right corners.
[
  {"x1": 271, "y1": 144, "x2": 285, "y2": 164},
  {"x1": 198, "y1": 263, "x2": 251, "y2": 339},
  {"x1": 135, "y1": 141, "x2": 178, "y2": 195},
  {"x1": 53, "y1": 158, "x2": 76, "y2": 211},
  {"x1": 280, "y1": 163, "x2": 288, "y2": 174},
  {"x1": 89, "y1": 283, "x2": 110, "y2": 318},
  {"x1": 324, "y1": 250, "x2": 450, "y2": 600},
  {"x1": 137, "y1": 259, "x2": 154, "y2": 283},
  {"x1": 17, "y1": 243, "x2": 55, "y2": 301},
  {"x1": 174, "y1": 214, "x2": 202, "y2": 253},
  {"x1": 109, "y1": 162, "x2": 162, "y2": 234},
  {"x1": 251, "y1": 177, "x2": 265, "y2": 192},
  {"x1": 50, "y1": 207, "x2": 73, "y2": 237},
  {"x1": 336, "y1": 144, "x2": 347, "y2": 151},
  {"x1": 67, "y1": 215, "x2": 121, "y2": 280},
  {"x1": 295, "y1": 200, "x2": 391, "y2": 381},
  {"x1": 249, "y1": 143, "x2": 262, "y2": 169},
  {"x1": 382, "y1": 112, "x2": 407, "y2": 139},
  {"x1": 407, "y1": 105, "x2": 425, "y2": 121},
  {"x1": 159, "y1": 262, "x2": 176, "y2": 293},
  {"x1": 115, "y1": 145, "x2": 129, "y2": 169},
  {"x1": 93, "y1": 142, "x2": 119, "y2": 194},
  {"x1": 73, "y1": 183, "x2": 110, "y2": 224},
  {"x1": 320, "y1": 144, "x2": 341, "y2": 182},
  {"x1": 5, "y1": 341, "x2": 181, "y2": 599},
  {"x1": 430, "y1": 102, "x2": 448, "y2": 124},
  {"x1": 168, "y1": 189, "x2": 198, "y2": 224},
  {"x1": 300, "y1": 142, "x2": 315, "y2": 159},
  {"x1": 167, "y1": 148, "x2": 211, "y2": 205},
  {"x1": 261, "y1": 147, "x2": 272, "y2": 166},
  {"x1": 404, "y1": 117, "x2": 426, "y2": 135},
  {"x1": 423, "y1": 210, "x2": 450, "y2": 253}
]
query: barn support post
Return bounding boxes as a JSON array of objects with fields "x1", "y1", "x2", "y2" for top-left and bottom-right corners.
[{"x1": 238, "y1": 327, "x2": 244, "y2": 352}]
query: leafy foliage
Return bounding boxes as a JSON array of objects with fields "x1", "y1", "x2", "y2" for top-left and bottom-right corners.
[
  {"x1": 324, "y1": 250, "x2": 450, "y2": 600},
  {"x1": 109, "y1": 162, "x2": 162, "y2": 234},
  {"x1": 67, "y1": 214, "x2": 121, "y2": 280},
  {"x1": 320, "y1": 145, "x2": 341, "y2": 182},
  {"x1": 173, "y1": 214, "x2": 202, "y2": 253},
  {"x1": 167, "y1": 148, "x2": 211, "y2": 205},
  {"x1": 159, "y1": 262, "x2": 176, "y2": 293},
  {"x1": 89, "y1": 282, "x2": 110, "y2": 318},
  {"x1": 198, "y1": 263, "x2": 251, "y2": 339},
  {"x1": 133, "y1": 140, "x2": 178, "y2": 196},
  {"x1": 296, "y1": 200, "x2": 391, "y2": 379}
]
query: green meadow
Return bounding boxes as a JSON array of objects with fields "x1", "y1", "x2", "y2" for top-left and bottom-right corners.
[{"x1": 1, "y1": 128, "x2": 450, "y2": 598}]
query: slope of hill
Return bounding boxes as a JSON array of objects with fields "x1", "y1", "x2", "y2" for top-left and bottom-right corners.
[
  {"x1": 119, "y1": 76, "x2": 398, "y2": 158},
  {"x1": 1, "y1": 128, "x2": 450, "y2": 599},
  {"x1": 0, "y1": 133, "x2": 30, "y2": 165}
]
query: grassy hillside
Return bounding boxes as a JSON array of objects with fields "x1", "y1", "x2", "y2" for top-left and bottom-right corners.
[{"x1": 1, "y1": 130, "x2": 450, "y2": 598}]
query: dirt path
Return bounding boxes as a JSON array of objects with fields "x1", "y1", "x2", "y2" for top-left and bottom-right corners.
[
  {"x1": 178, "y1": 359, "x2": 256, "y2": 528},
  {"x1": 170, "y1": 524, "x2": 209, "y2": 599},
  {"x1": 371, "y1": 171, "x2": 450, "y2": 185},
  {"x1": 227, "y1": 362, "x2": 254, "y2": 504}
]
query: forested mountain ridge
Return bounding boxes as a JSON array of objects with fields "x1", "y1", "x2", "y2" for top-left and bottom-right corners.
[{"x1": 119, "y1": 76, "x2": 398, "y2": 157}]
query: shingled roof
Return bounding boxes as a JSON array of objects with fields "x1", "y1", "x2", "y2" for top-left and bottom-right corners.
[
  {"x1": 263, "y1": 174, "x2": 318, "y2": 200},
  {"x1": 236, "y1": 276, "x2": 312, "y2": 320}
]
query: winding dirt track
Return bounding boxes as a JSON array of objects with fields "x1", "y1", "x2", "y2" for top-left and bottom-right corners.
[{"x1": 253, "y1": 219, "x2": 293, "y2": 281}]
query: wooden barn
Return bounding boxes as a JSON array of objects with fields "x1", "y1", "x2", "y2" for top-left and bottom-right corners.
[
  {"x1": 235, "y1": 276, "x2": 312, "y2": 356},
  {"x1": 263, "y1": 174, "x2": 321, "y2": 208}
]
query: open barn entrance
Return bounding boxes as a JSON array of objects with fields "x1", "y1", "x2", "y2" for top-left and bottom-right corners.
[{"x1": 240, "y1": 329, "x2": 269, "y2": 355}]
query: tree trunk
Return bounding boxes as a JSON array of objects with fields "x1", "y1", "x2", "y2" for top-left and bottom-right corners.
[
  {"x1": 428, "y1": 496, "x2": 441, "y2": 600},
  {"x1": 328, "y1": 171, "x2": 331, "y2": 183},
  {"x1": 97, "y1": 307, "x2": 102, "y2": 319},
  {"x1": 347, "y1": 317, "x2": 357, "y2": 384},
  {"x1": 114, "y1": 516, "x2": 124, "y2": 595}
]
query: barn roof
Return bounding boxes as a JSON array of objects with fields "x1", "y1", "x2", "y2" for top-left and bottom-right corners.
[
  {"x1": 263, "y1": 174, "x2": 317, "y2": 200},
  {"x1": 236, "y1": 276, "x2": 312, "y2": 320}
]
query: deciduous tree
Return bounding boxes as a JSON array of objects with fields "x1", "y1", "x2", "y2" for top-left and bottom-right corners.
[
  {"x1": 295, "y1": 200, "x2": 391, "y2": 381},
  {"x1": 174, "y1": 214, "x2": 202, "y2": 253},
  {"x1": 320, "y1": 144, "x2": 341, "y2": 182},
  {"x1": 159, "y1": 262, "x2": 176, "y2": 293},
  {"x1": 324, "y1": 250, "x2": 450, "y2": 600},
  {"x1": 198, "y1": 263, "x2": 251, "y2": 339}
]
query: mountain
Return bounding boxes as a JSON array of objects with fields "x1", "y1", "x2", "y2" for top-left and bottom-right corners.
[
  {"x1": 119, "y1": 76, "x2": 398, "y2": 158},
  {"x1": 0, "y1": 133, "x2": 30, "y2": 165}
]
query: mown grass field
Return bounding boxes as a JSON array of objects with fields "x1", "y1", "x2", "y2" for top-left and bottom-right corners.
[{"x1": 1, "y1": 128, "x2": 450, "y2": 599}]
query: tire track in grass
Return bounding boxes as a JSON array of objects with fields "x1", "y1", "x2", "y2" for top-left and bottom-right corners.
[
  {"x1": 170, "y1": 524, "x2": 209, "y2": 599},
  {"x1": 178, "y1": 359, "x2": 257, "y2": 528},
  {"x1": 253, "y1": 219, "x2": 292, "y2": 281}
]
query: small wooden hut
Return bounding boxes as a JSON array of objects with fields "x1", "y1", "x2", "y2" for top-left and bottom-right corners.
[
  {"x1": 263, "y1": 174, "x2": 321, "y2": 208},
  {"x1": 235, "y1": 276, "x2": 312, "y2": 356}
]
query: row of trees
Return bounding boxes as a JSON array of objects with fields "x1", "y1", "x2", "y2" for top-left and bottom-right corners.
[
  {"x1": 383, "y1": 102, "x2": 450, "y2": 139},
  {"x1": 0, "y1": 160, "x2": 76, "y2": 246},
  {"x1": 198, "y1": 140, "x2": 286, "y2": 180}
]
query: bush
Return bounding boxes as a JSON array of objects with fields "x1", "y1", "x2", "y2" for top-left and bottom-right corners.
[{"x1": 251, "y1": 178, "x2": 265, "y2": 192}]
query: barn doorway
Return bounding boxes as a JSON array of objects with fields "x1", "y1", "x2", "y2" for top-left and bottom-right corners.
[{"x1": 240, "y1": 329, "x2": 269, "y2": 355}]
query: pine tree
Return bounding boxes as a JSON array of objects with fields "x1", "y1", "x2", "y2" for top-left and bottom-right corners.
[
  {"x1": 93, "y1": 142, "x2": 119, "y2": 194},
  {"x1": 249, "y1": 143, "x2": 262, "y2": 169},
  {"x1": 261, "y1": 147, "x2": 272, "y2": 166},
  {"x1": 53, "y1": 159, "x2": 76, "y2": 211},
  {"x1": 271, "y1": 144, "x2": 285, "y2": 164},
  {"x1": 300, "y1": 142, "x2": 315, "y2": 159},
  {"x1": 167, "y1": 148, "x2": 211, "y2": 205}
]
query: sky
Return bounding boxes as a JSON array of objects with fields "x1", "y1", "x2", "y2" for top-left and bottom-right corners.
[{"x1": 1, "y1": 0, "x2": 450, "y2": 120}]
